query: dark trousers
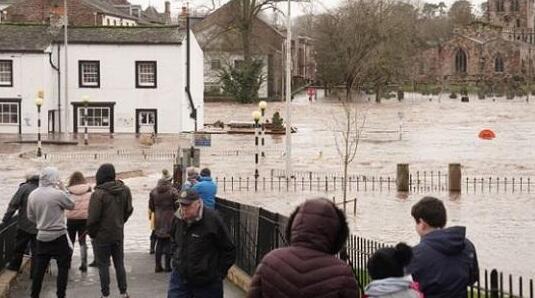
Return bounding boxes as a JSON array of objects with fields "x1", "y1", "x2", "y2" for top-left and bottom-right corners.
[
  {"x1": 31, "y1": 234, "x2": 72, "y2": 298},
  {"x1": 150, "y1": 230, "x2": 157, "y2": 253},
  {"x1": 67, "y1": 219, "x2": 87, "y2": 246},
  {"x1": 167, "y1": 270, "x2": 223, "y2": 298},
  {"x1": 8, "y1": 229, "x2": 37, "y2": 273},
  {"x1": 155, "y1": 237, "x2": 171, "y2": 270},
  {"x1": 94, "y1": 240, "x2": 128, "y2": 297}
]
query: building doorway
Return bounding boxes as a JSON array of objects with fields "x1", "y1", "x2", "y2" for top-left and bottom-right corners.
[{"x1": 136, "y1": 109, "x2": 157, "y2": 134}]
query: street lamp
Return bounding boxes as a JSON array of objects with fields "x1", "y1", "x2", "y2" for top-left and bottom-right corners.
[
  {"x1": 35, "y1": 91, "x2": 44, "y2": 157},
  {"x1": 82, "y1": 96, "x2": 89, "y2": 145},
  {"x1": 258, "y1": 100, "x2": 267, "y2": 158},
  {"x1": 252, "y1": 110, "x2": 261, "y2": 192}
]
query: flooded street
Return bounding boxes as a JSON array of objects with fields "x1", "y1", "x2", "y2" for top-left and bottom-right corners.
[{"x1": 1, "y1": 91, "x2": 534, "y2": 279}]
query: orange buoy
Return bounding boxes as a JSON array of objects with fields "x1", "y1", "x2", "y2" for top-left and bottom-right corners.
[{"x1": 479, "y1": 129, "x2": 496, "y2": 140}]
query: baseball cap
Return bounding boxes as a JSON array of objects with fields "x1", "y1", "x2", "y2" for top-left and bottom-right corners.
[{"x1": 179, "y1": 189, "x2": 200, "y2": 205}]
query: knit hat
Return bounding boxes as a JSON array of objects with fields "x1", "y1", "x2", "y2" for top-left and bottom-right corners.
[
  {"x1": 367, "y1": 243, "x2": 413, "y2": 280},
  {"x1": 96, "y1": 163, "x2": 116, "y2": 185},
  {"x1": 186, "y1": 167, "x2": 198, "y2": 180},
  {"x1": 161, "y1": 169, "x2": 172, "y2": 182}
]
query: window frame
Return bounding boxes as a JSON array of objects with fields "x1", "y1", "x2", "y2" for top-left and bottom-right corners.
[
  {"x1": 455, "y1": 48, "x2": 467, "y2": 74},
  {"x1": 495, "y1": 55, "x2": 505, "y2": 73},
  {"x1": 0, "y1": 60, "x2": 13, "y2": 87},
  {"x1": 0, "y1": 101, "x2": 19, "y2": 125},
  {"x1": 78, "y1": 106, "x2": 111, "y2": 128},
  {"x1": 135, "y1": 61, "x2": 157, "y2": 89},
  {"x1": 78, "y1": 60, "x2": 101, "y2": 88}
]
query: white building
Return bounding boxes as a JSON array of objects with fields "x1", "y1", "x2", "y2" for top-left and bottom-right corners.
[{"x1": 0, "y1": 24, "x2": 203, "y2": 134}]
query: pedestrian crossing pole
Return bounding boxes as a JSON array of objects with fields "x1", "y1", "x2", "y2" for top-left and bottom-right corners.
[
  {"x1": 259, "y1": 101, "x2": 267, "y2": 158},
  {"x1": 252, "y1": 111, "x2": 261, "y2": 192}
]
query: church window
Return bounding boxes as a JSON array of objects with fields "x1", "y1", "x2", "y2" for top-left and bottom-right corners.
[
  {"x1": 495, "y1": 55, "x2": 505, "y2": 72},
  {"x1": 496, "y1": 0, "x2": 505, "y2": 11},
  {"x1": 512, "y1": 0, "x2": 520, "y2": 11},
  {"x1": 455, "y1": 48, "x2": 467, "y2": 73}
]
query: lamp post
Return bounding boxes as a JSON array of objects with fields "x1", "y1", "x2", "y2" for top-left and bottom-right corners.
[
  {"x1": 82, "y1": 96, "x2": 89, "y2": 145},
  {"x1": 35, "y1": 91, "x2": 44, "y2": 157},
  {"x1": 252, "y1": 110, "x2": 261, "y2": 192},
  {"x1": 258, "y1": 100, "x2": 267, "y2": 158}
]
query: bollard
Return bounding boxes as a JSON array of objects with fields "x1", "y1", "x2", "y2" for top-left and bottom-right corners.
[
  {"x1": 397, "y1": 164, "x2": 409, "y2": 192},
  {"x1": 449, "y1": 163, "x2": 462, "y2": 192}
]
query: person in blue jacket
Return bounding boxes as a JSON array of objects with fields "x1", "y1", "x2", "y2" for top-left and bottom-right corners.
[
  {"x1": 406, "y1": 196, "x2": 479, "y2": 298},
  {"x1": 192, "y1": 168, "x2": 217, "y2": 209}
]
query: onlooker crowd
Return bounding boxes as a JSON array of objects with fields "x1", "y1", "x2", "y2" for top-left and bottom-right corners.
[{"x1": 3, "y1": 163, "x2": 478, "y2": 298}]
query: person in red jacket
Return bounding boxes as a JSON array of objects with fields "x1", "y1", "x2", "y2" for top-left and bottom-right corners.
[{"x1": 248, "y1": 198, "x2": 359, "y2": 298}]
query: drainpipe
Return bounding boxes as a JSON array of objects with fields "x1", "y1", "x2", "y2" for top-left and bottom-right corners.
[
  {"x1": 185, "y1": 11, "x2": 197, "y2": 131},
  {"x1": 49, "y1": 45, "x2": 61, "y2": 133}
]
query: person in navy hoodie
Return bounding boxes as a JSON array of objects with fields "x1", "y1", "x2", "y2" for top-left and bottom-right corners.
[
  {"x1": 406, "y1": 196, "x2": 479, "y2": 298},
  {"x1": 192, "y1": 168, "x2": 217, "y2": 209}
]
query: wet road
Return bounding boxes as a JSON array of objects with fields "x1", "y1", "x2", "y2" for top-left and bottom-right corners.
[{"x1": 9, "y1": 252, "x2": 245, "y2": 297}]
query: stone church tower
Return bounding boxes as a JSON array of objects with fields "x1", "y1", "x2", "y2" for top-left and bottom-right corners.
[{"x1": 487, "y1": 0, "x2": 535, "y2": 29}]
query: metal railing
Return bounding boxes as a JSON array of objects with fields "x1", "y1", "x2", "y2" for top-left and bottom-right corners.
[
  {"x1": 217, "y1": 171, "x2": 535, "y2": 194},
  {"x1": 0, "y1": 215, "x2": 18, "y2": 271},
  {"x1": 216, "y1": 198, "x2": 533, "y2": 297}
]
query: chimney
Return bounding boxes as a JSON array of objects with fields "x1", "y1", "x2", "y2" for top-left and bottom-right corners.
[
  {"x1": 178, "y1": 6, "x2": 188, "y2": 27},
  {"x1": 164, "y1": 1, "x2": 171, "y2": 22},
  {"x1": 165, "y1": 1, "x2": 171, "y2": 14}
]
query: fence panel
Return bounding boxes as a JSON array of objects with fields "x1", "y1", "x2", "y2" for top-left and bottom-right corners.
[{"x1": 216, "y1": 198, "x2": 533, "y2": 297}]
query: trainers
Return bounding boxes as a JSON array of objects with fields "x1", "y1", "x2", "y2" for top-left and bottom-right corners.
[
  {"x1": 88, "y1": 261, "x2": 97, "y2": 267},
  {"x1": 120, "y1": 292, "x2": 129, "y2": 298},
  {"x1": 79, "y1": 264, "x2": 87, "y2": 272}
]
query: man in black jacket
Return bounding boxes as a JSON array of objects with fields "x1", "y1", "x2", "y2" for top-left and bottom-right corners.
[
  {"x1": 167, "y1": 189, "x2": 235, "y2": 298},
  {"x1": 406, "y1": 196, "x2": 479, "y2": 298},
  {"x1": 1, "y1": 174, "x2": 39, "y2": 273},
  {"x1": 87, "y1": 164, "x2": 133, "y2": 298}
]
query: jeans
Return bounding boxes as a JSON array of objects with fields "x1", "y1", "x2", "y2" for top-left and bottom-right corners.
[
  {"x1": 94, "y1": 240, "x2": 128, "y2": 297},
  {"x1": 8, "y1": 229, "x2": 37, "y2": 274},
  {"x1": 31, "y1": 234, "x2": 72, "y2": 298},
  {"x1": 167, "y1": 270, "x2": 223, "y2": 298}
]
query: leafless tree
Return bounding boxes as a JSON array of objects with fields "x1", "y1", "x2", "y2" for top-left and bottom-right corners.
[{"x1": 332, "y1": 92, "x2": 367, "y2": 205}]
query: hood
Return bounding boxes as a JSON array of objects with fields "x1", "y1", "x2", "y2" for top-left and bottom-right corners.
[
  {"x1": 422, "y1": 226, "x2": 466, "y2": 256},
  {"x1": 96, "y1": 163, "x2": 116, "y2": 185},
  {"x1": 96, "y1": 180, "x2": 126, "y2": 195},
  {"x1": 365, "y1": 276, "x2": 413, "y2": 296},
  {"x1": 287, "y1": 198, "x2": 348, "y2": 254},
  {"x1": 39, "y1": 167, "x2": 60, "y2": 187},
  {"x1": 27, "y1": 175, "x2": 40, "y2": 184},
  {"x1": 156, "y1": 178, "x2": 172, "y2": 193},
  {"x1": 198, "y1": 176, "x2": 212, "y2": 182},
  {"x1": 68, "y1": 184, "x2": 92, "y2": 195}
]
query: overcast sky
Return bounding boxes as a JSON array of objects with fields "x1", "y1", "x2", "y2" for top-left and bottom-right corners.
[{"x1": 129, "y1": 0, "x2": 486, "y2": 16}]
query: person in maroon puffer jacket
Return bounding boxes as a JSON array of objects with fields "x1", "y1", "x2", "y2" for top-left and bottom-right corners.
[{"x1": 247, "y1": 198, "x2": 359, "y2": 298}]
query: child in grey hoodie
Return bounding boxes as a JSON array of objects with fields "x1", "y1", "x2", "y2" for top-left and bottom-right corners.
[
  {"x1": 364, "y1": 243, "x2": 423, "y2": 298},
  {"x1": 27, "y1": 167, "x2": 75, "y2": 298}
]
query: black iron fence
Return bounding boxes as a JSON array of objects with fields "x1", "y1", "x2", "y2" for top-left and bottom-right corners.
[
  {"x1": 216, "y1": 198, "x2": 533, "y2": 297},
  {"x1": 216, "y1": 172, "x2": 535, "y2": 194},
  {"x1": 0, "y1": 215, "x2": 18, "y2": 271}
]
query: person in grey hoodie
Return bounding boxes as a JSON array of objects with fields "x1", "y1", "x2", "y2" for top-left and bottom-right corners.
[
  {"x1": 365, "y1": 243, "x2": 423, "y2": 298},
  {"x1": 2, "y1": 173, "x2": 39, "y2": 274},
  {"x1": 86, "y1": 163, "x2": 133, "y2": 298},
  {"x1": 27, "y1": 167, "x2": 75, "y2": 298}
]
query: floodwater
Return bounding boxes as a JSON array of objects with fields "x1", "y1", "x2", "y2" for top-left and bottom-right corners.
[{"x1": 1, "y1": 91, "x2": 534, "y2": 280}]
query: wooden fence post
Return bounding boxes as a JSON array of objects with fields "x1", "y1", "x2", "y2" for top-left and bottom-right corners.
[
  {"x1": 397, "y1": 164, "x2": 409, "y2": 192},
  {"x1": 449, "y1": 163, "x2": 462, "y2": 192}
]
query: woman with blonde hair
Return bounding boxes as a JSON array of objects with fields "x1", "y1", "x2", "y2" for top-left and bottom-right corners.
[{"x1": 66, "y1": 171, "x2": 92, "y2": 272}]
